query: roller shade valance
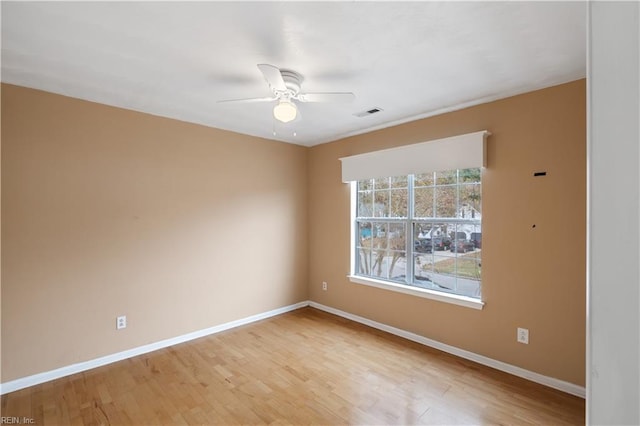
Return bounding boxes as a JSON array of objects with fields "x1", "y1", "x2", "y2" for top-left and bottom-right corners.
[{"x1": 340, "y1": 130, "x2": 489, "y2": 182}]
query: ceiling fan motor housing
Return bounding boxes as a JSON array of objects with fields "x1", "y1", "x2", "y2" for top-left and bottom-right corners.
[{"x1": 279, "y1": 69, "x2": 303, "y2": 95}]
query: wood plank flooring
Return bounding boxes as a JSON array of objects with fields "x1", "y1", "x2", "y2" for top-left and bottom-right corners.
[{"x1": 1, "y1": 307, "x2": 585, "y2": 425}]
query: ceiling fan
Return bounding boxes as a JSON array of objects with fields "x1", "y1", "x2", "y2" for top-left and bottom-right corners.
[{"x1": 217, "y1": 64, "x2": 355, "y2": 123}]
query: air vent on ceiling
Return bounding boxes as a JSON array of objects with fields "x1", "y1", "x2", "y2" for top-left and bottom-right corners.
[{"x1": 354, "y1": 107, "x2": 383, "y2": 118}]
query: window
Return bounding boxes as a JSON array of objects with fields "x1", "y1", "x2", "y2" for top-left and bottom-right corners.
[
  {"x1": 355, "y1": 168, "x2": 482, "y2": 299},
  {"x1": 341, "y1": 130, "x2": 489, "y2": 308}
]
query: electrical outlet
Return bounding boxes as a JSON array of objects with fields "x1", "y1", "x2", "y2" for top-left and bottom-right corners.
[
  {"x1": 517, "y1": 327, "x2": 529, "y2": 344},
  {"x1": 322, "y1": 281, "x2": 328, "y2": 291},
  {"x1": 117, "y1": 315, "x2": 127, "y2": 330}
]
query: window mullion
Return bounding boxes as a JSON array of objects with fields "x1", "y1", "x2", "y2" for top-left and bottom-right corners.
[
  {"x1": 432, "y1": 171, "x2": 437, "y2": 218},
  {"x1": 406, "y1": 175, "x2": 415, "y2": 285},
  {"x1": 455, "y1": 170, "x2": 460, "y2": 293}
]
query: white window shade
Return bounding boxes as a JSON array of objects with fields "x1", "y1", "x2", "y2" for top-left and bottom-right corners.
[{"x1": 340, "y1": 130, "x2": 489, "y2": 182}]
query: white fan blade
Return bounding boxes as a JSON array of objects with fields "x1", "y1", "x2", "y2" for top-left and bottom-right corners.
[
  {"x1": 217, "y1": 96, "x2": 276, "y2": 104},
  {"x1": 297, "y1": 92, "x2": 355, "y2": 103},
  {"x1": 257, "y1": 64, "x2": 287, "y2": 91}
]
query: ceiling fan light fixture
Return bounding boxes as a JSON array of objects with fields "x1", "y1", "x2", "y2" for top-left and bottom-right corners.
[{"x1": 273, "y1": 99, "x2": 297, "y2": 123}]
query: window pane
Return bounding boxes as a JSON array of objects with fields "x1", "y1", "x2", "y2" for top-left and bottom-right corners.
[
  {"x1": 387, "y1": 223, "x2": 406, "y2": 250},
  {"x1": 455, "y1": 223, "x2": 481, "y2": 249},
  {"x1": 455, "y1": 255, "x2": 481, "y2": 298},
  {"x1": 414, "y1": 252, "x2": 433, "y2": 279},
  {"x1": 358, "y1": 178, "x2": 373, "y2": 191},
  {"x1": 460, "y1": 183, "x2": 482, "y2": 216},
  {"x1": 413, "y1": 220, "x2": 435, "y2": 287},
  {"x1": 388, "y1": 253, "x2": 406, "y2": 281},
  {"x1": 429, "y1": 223, "x2": 452, "y2": 251},
  {"x1": 449, "y1": 223, "x2": 468, "y2": 246},
  {"x1": 414, "y1": 187, "x2": 434, "y2": 217},
  {"x1": 436, "y1": 170, "x2": 457, "y2": 185},
  {"x1": 371, "y1": 224, "x2": 388, "y2": 249},
  {"x1": 374, "y1": 177, "x2": 390, "y2": 189},
  {"x1": 459, "y1": 167, "x2": 481, "y2": 183},
  {"x1": 366, "y1": 223, "x2": 407, "y2": 281},
  {"x1": 388, "y1": 222, "x2": 407, "y2": 282},
  {"x1": 435, "y1": 186, "x2": 456, "y2": 217},
  {"x1": 357, "y1": 222, "x2": 372, "y2": 248},
  {"x1": 357, "y1": 222, "x2": 372, "y2": 276},
  {"x1": 469, "y1": 224, "x2": 482, "y2": 250},
  {"x1": 415, "y1": 172, "x2": 434, "y2": 187},
  {"x1": 357, "y1": 190, "x2": 373, "y2": 217},
  {"x1": 371, "y1": 250, "x2": 388, "y2": 279},
  {"x1": 432, "y1": 253, "x2": 457, "y2": 293},
  {"x1": 457, "y1": 253, "x2": 481, "y2": 280},
  {"x1": 373, "y1": 190, "x2": 389, "y2": 217},
  {"x1": 415, "y1": 223, "x2": 434, "y2": 241},
  {"x1": 357, "y1": 247, "x2": 372, "y2": 275},
  {"x1": 390, "y1": 188, "x2": 408, "y2": 217},
  {"x1": 391, "y1": 175, "x2": 408, "y2": 188}
]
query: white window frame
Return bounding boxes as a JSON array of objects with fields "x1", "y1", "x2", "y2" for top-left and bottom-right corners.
[
  {"x1": 348, "y1": 179, "x2": 484, "y2": 310},
  {"x1": 342, "y1": 131, "x2": 489, "y2": 310}
]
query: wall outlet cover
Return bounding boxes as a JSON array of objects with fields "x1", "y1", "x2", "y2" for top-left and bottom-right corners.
[
  {"x1": 117, "y1": 315, "x2": 127, "y2": 330},
  {"x1": 517, "y1": 327, "x2": 529, "y2": 344}
]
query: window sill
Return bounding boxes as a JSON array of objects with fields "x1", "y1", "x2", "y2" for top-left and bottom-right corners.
[{"x1": 348, "y1": 275, "x2": 485, "y2": 310}]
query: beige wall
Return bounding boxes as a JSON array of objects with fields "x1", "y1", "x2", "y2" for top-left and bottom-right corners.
[
  {"x1": 1, "y1": 80, "x2": 586, "y2": 388},
  {"x1": 308, "y1": 80, "x2": 586, "y2": 386},
  {"x1": 1, "y1": 84, "x2": 308, "y2": 382}
]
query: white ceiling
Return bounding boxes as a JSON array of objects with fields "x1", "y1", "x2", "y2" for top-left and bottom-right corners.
[{"x1": 1, "y1": 1, "x2": 586, "y2": 147}]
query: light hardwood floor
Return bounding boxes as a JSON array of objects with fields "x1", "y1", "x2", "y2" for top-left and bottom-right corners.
[{"x1": 1, "y1": 307, "x2": 585, "y2": 425}]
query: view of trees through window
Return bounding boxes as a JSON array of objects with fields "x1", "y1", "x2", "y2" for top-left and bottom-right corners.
[{"x1": 356, "y1": 168, "x2": 482, "y2": 298}]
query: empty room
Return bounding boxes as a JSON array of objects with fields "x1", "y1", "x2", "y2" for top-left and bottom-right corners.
[{"x1": 1, "y1": 2, "x2": 638, "y2": 425}]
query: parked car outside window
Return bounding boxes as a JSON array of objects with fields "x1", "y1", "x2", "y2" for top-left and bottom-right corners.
[
  {"x1": 415, "y1": 239, "x2": 433, "y2": 253},
  {"x1": 431, "y1": 236, "x2": 451, "y2": 251},
  {"x1": 470, "y1": 232, "x2": 482, "y2": 249},
  {"x1": 450, "y1": 239, "x2": 475, "y2": 253}
]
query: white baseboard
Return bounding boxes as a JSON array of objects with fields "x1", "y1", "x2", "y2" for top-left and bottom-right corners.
[
  {"x1": 0, "y1": 301, "x2": 309, "y2": 395},
  {"x1": 309, "y1": 301, "x2": 586, "y2": 399},
  {"x1": 1, "y1": 300, "x2": 585, "y2": 399}
]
